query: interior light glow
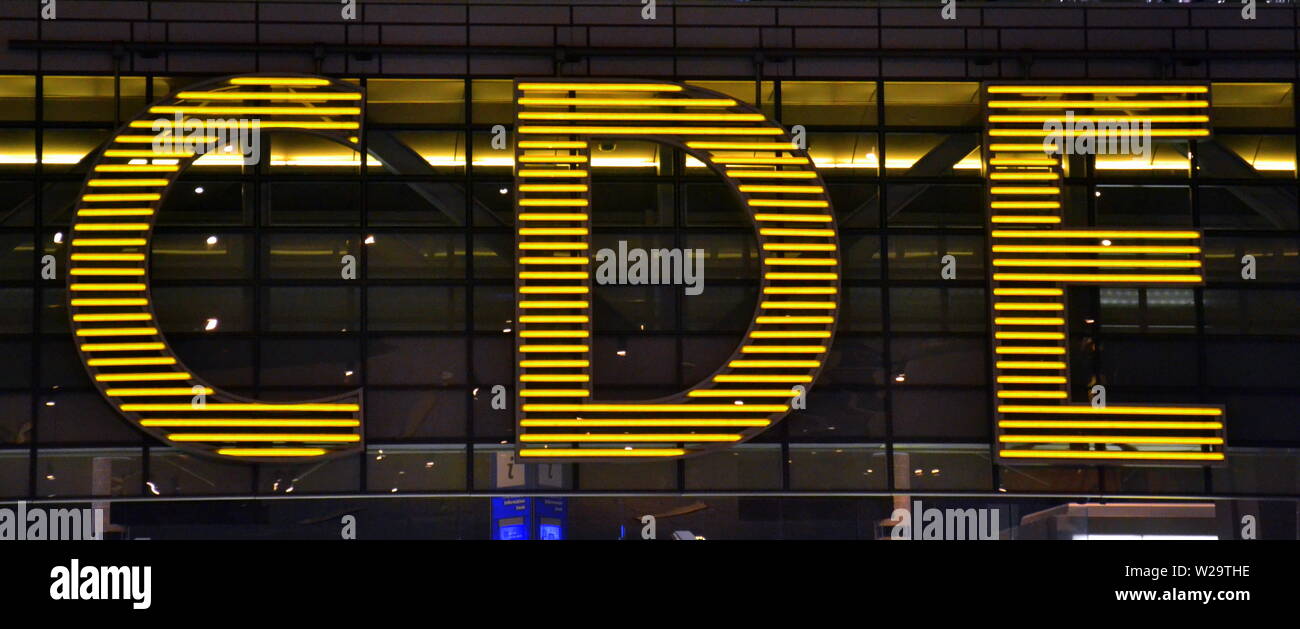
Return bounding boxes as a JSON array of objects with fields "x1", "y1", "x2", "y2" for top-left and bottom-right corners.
[
  {"x1": 520, "y1": 125, "x2": 783, "y2": 136},
  {"x1": 999, "y1": 451, "x2": 1223, "y2": 461}
]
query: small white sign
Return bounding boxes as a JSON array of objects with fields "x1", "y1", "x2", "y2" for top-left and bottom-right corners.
[{"x1": 495, "y1": 452, "x2": 525, "y2": 488}]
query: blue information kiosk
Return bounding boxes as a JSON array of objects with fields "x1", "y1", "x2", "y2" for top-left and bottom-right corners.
[{"x1": 490, "y1": 453, "x2": 567, "y2": 540}]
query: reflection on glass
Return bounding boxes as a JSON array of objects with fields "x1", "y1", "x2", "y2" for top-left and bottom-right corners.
[
  {"x1": 1094, "y1": 185, "x2": 1190, "y2": 226},
  {"x1": 789, "y1": 444, "x2": 887, "y2": 490},
  {"x1": 37, "y1": 449, "x2": 143, "y2": 497},
  {"x1": 154, "y1": 286, "x2": 253, "y2": 333},
  {"x1": 367, "y1": 447, "x2": 467, "y2": 492},
  {"x1": 369, "y1": 181, "x2": 467, "y2": 226},
  {"x1": 893, "y1": 445, "x2": 992, "y2": 491},
  {"x1": 1098, "y1": 287, "x2": 1196, "y2": 334},
  {"x1": 148, "y1": 449, "x2": 254, "y2": 496}
]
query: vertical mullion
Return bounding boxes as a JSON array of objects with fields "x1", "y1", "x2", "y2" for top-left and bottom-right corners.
[
  {"x1": 879, "y1": 80, "x2": 896, "y2": 495},
  {"x1": 464, "y1": 78, "x2": 476, "y2": 493},
  {"x1": 358, "y1": 76, "x2": 370, "y2": 495},
  {"x1": 30, "y1": 71, "x2": 43, "y2": 501}
]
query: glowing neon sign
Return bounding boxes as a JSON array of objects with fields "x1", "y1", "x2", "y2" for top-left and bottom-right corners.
[{"x1": 66, "y1": 75, "x2": 1226, "y2": 466}]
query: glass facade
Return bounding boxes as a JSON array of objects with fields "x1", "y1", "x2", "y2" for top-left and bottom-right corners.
[{"x1": 0, "y1": 74, "x2": 1297, "y2": 503}]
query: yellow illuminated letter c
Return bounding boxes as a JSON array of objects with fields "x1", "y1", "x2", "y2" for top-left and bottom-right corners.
[{"x1": 67, "y1": 75, "x2": 365, "y2": 463}]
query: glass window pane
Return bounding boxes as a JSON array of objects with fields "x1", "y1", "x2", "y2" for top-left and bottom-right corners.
[
  {"x1": 1096, "y1": 287, "x2": 1196, "y2": 334},
  {"x1": 157, "y1": 180, "x2": 250, "y2": 225},
  {"x1": 892, "y1": 390, "x2": 989, "y2": 441},
  {"x1": 890, "y1": 287, "x2": 986, "y2": 333},
  {"x1": 1199, "y1": 135, "x2": 1296, "y2": 179},
  {"x1": 154, "y1": 286, "x2": 253, "y2": 333},
  {"x1": 0, "y1": 129, "x2": 35, "y2": 176},
  {"x1": 37, "y1": 449, "x2": 143, "y2": 497},
  {"x1": 367, "y1": 79, "x2": 465, "y2": 124},
  {"x1": 594, "y1": 140, "x2": 670, "y2": 176},
  {"x1": 1095, "y1": 185, "x2": 1191, "y2": 226},
  {"x1": 830, "y1": 183, "x2": 879, "y2": 228},
  {"x1": 891, "y1": 337, "x2": 987, "y2": 386},
  {"x1": 789, "y1": 444, "x2": 888, "y2": 490},
  {"x1": 266, "y1": 182, "x2": 361, "y2": 225},
  {"x1": 808, "y1": 132, "x2": 877, "y2": 176},
  {"x1": 893, "y1": 445, "x2": 992, "y2": 491},
  {"x1": 264, "y1": 233, "x2": 358, "y2": 279},
  {"x1": 383, "y1": 130, "x2": 466, "y2": 175},
  {"x1": 1094, "y1": 141, "x2": 1190, "y2": 178},
  {"x1": 264, "y1": 133, "x2": 366, "y2": 176},
  {"x1": 0, "y1": 450, "x2": 29, "y2": 498},
  {"x1": 0, "y1": 392, "x2": 31, "y2": 446},
  {"x1": 686, "y1": 80, "x2": 775, "y2": 117},
  {"x1": 1204, "y1": 289, "x2": 1300, "y2": 335},
  {"x1": 578, "y1": 459, "x2": 676, "y2": 490},
  {"x1": 1210, "y1": 82, "x2": 1295, "y2": 128},
  {"x1": 369, "y1": 286, "x2": 466, "y2": 332},
  {"x1": 43, "y1": 76, "x2": 117, "y2": 122},
  {"x1": 41, "y1": 128, "x2": 110, "y2": 173},
  {"x1": 367, "y1": 181, "x2": 467, "y2": 226},
  {"x1": 470, "y1": 79, "x2": 514, "y2": 125},
  {"x1": 592, "y1": 182, "x2": 672, "y2": 227},
  {"x1": 888, "y1": 234, "x2": 985, "y2": 280},
  {"x1": 0, "y1": 75, "x2": 35, "y2": 120},
  {"x1": 1200, "y1": 184, "x2": 1299, "y2": 230},
  {"x1": 0, "y1": 234, "x2": 31, "y2": 279},
  {"x1": 263, "y1": 286, "x2": 360, "y2": 332},
  {"x1": 471, "y1": 181, "x2": 514, "y2": 226},
  {"x1": 884, "y1": 82, "x2": 980, "y2": 126},
  {"x1": 152, "y1": 233, "x2": 251, "y2": 280},
  {"x1": 259, "y1": 455, "x2": 359, "y2": 494},
  {"x1": 367, "y1": 232, "x2": 465, "y2": 279},
  {"x1": 782, "y1": 81, "x2": 877, "y2": 126},
  {"x1": 886, "y1": 184, "x2": 983, "y2": 227},
  {"x1": 1203, "y1": 237, "x2": 1300, "y2": 282},
  {"x1": 367, "y1": 447, "x2": 467, "y2": 492},
  {"x1": 685, "y1": 182, "x2": 743, "y2": 226},
  {"x1": 367, "y1": 336, "x2": 467, "y2": 386},
  {"x1": 148, "y1": 450, "x2": 253, "y2": 496},
  {"x1": 260, "y1": 337, "x2": 359, "y2": 387},
  {"x1": 884, "y1": 133, "x2": 981, "y2": 177},
  {"x1": 685, "y1": 445, "x2": 782, "y2": 491}
]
